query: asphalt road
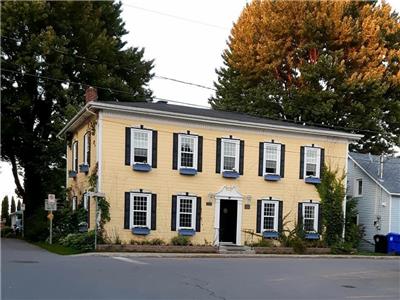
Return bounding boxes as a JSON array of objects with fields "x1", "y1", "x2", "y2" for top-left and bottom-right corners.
[{"x1": 1, "y1": 239, "x2": 399, "y2": 300}]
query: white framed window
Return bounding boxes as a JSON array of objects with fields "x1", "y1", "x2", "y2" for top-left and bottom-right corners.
[
  {"x1": 221, "y1": 139, "x2": 240, "y2": 172},
  {"x1": 177, "y1": 196, "x2": 197, "y2": 230},
  {"x1": 131, "y1": 128, "x2": 152, "y2": 165},
  {"x1": 83, "y1": 193, "x2": 89, "y2": 211},
  {"x1": 83, "y1": 132, "x2": 90, "y2": 166},
  {"x1": 130, "y1": 193, "x2": 151, "y2": 228},
  {"x1": 302, "y1": 203, "x2": 319, "y2": 232},
  {"x1": 72, "y1": 141, "x2": 78, "y2": 171},
  {"x1": 261, "y1": 200, "x2": 279, "y2": 232},
  {"x1": 355, "y1": 178, "x2": 363, "y2": 197},
  {"x1": 178, "y1": 134, "x2": 198, "y2": 169},
  {"x1": 263, "y1": 143, "x2": 281, "y2": 175},
  {"x1": 304, "y1": 147, "x2": 321, "y2": 178}
]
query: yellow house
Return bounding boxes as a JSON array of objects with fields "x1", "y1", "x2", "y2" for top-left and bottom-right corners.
[{"x1": 58, "y1": 96, "x2": 362, "y2": 246}]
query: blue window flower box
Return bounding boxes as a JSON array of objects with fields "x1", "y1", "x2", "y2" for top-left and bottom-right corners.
[
  {"x1": 305, "y1": 232, "x2": 320, "y2": 240},
  {"x1": 222, "y1": 170, "x2": 240, "y2": 179},
  {"x1": 132, "y1": 227, "x2": 150, "y2": 235},
  {"x1": 179, "y1": 168, "x2": 197, "y2": 176},
  {"x1": 78, "y1": 222, "x2": 88, "y2": 233},
  {"x1": 79, "y1": 164, "x2": 89, "y2": 173},
  {"x1": 264, "y1": 174, "x2": 281, "y2": 181},
  {"x1": 68, "y1": 170, "x2": 77, "y2": 178},
  {"x1": 133, "y1": 163, "x2": 152, "y2": 172},
  {"x1": 178, "y1": 229, "x2": 195, "y2": 236},
  {"x1": 305, "y1": 177, "x2": 321, "y2": 184},
  {"x1": 263, "y1": 231, "x2": 279, "y2": 239}
]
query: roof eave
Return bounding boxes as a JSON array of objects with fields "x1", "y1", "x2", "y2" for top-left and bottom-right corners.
[{"x1": 86, "y1": 102, "x2": 363, "y2": 141}]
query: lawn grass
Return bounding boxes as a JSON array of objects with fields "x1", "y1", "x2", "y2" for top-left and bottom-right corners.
[{"x1": 34, "y1": 242, "x2": 82, "y2": 255}]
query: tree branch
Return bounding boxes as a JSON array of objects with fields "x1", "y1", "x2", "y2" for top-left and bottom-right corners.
[{"x1": 9, "y1": 155, "x2": 25, "y2": 197}]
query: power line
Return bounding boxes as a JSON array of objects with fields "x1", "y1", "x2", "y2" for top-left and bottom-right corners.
[
  {"x1": 1, "y1": 63, "x2": 397, "y2": 137},
  {"x1": 1, "y1": 36, "x2": 217, "y2": 92},
  {"x1": 122, "y1": 3, "x2": 229, "y2": 31}
]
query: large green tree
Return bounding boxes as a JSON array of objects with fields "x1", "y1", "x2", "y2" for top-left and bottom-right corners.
[
  {"x1": 1, "y1": 196, "x2": 10, "y2": 226},
  {"x1": 210, "y1": 0, "x2": 400, "y2": 153},
  {"x1": 10, "y1": 197, "x2": 16, "y2": 214},
  {"x1": 1, "y1": 1, "x2": 154, "y2": 227}
]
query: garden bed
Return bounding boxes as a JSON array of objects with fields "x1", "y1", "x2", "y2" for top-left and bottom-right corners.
[
  {"x1": 97, "y1": 244, "x2": 218, "y2": 253},
  {"x1": 254, "y1": 247, "x2": 331, "y2": 254}
]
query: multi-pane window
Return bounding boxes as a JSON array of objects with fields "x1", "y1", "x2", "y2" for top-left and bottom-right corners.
[
  {"x1": 262, "y1": 200, "x2": 279, "y2": 231},
  {"x1": 303, "y1": 203, "x2": 318, "y2": 232},
  {"x1": 304, "y1": 147, "x2": 321, "y2": 178},
  {"x1": 72, "y1": 141, "x2": 78, "y2": 171},
  {"x1": 222, "y1": 139, "x2": 239, "y2": 172},
  {"x1": 131, "y1": 129, "x2": 152, "y2": 164},
  {"x1": 178, "y1": 135, "x2": 198, "y2": 169},
  {"x1": 130, "y1": 193, "x2": 151, "y2": 228},
  {"x1": 83, "y1": 132, "x2": 90, "y2": 166},
  {"x1": 355, "y1": 179, "x2": 363, "y2": 196},
  {"x1": 264, "y1": 143, "x2": 281, "y2": 175},
  {"x1": 177, "y1": 196, "x2": 196, "y2": 230}
]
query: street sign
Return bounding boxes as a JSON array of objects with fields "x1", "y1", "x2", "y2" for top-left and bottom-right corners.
[
  {"x1": 21, "y1": 203, "x2": 25, "y2": 211},
  {"x1": 45, "y1": 199, "x2": 57, "y2": 211},
  {"x1": 48, "y1": 194, "x2": 56, "y2": 203}
]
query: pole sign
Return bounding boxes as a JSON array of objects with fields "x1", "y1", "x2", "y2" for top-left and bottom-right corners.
[{"x1": 45, "y1": 194, "x2": 57, "y2": 211}]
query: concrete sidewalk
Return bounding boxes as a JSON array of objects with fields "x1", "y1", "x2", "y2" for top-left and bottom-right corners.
[{"x1": 76, "y1": 251, "x2": 400, "y2": 259}]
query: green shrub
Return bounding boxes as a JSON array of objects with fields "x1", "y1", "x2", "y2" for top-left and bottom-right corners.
[
  {"x1": 331, "y1": 242, "x2": 356, "y2": 254},
  {"x1": 291, "y1": 237, "x2": 307, "y2": 254},
  {"x1": 24, "y1": 210, "x2": 49, "y2": 242},
  {"x1": 130, "y1": 238, "x2": 166, "y2": 245},
  {"x1": 1, "y1": 226, "x2": 13, "y2": 237},
  {"x1": 59, "y1": 230, "x2": 95, "y2": 252},
  {"x1": 171, "y1": 235, "x2": 191, "y2": 246},
  {"x1": 252, "y1": 238, "x2": 273, "y2": 247}
]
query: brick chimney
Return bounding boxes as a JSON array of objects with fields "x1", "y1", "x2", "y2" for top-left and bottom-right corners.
[{"x1": 85, "y1": 87, "x2": 98, "y2": 103}]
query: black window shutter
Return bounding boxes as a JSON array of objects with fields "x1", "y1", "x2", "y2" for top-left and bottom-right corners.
[
  {"x1": 86, "y1": 195, "x2": 90, "y2": 228},
  {"x1": 125, "y1": 128, "x2": 131, "y2": 166},
  {"x1": 171, "y1": 196, "x2": 177, "y2": 231},
  {"x1": 299, "y1": 146, "x2": 305, "y2": 179},
  {"x1": 152, "y1": 130, "x2": 158, "y2": 168},
  {"x1": 318, "y1": 203, "x2": 323, "y2": 234},
  {"x1": 87, "y1": 134, "x2": 91, "y2": 167},
  {"x1": 151, "y1": 194, "x2": 157, "y2": 230},
  {"x1": 196, "y1": 197, "x2": 201, "y2": 232},
  {"x1": 239, "y1": 140, "x2": 245, "y2": 175},
  {"x1": 256, "y1": 200, "x2": 262, "y2": 233},
  {"x1": 124, "y1": 192, "x2": 130, "y2": 229},
  {"x1": 298, "y1": 203, "x2": 303, "y2": 228},
  {"x1": 75, "y1": 142, "x2": 78, "y2": 171},
  {"x1": 319, "y1": 148, "x2": 325, "y2": 178},
  {"x1": 216, "y1": 138, "x2": 221, "y2": 173},
  {"x1": 258, "y1": 142, "x2": 264, "y2": 176},
  {"x1": 280, "y1": 144, "x2": 285, "y2": 178},
  {"x1": 172, "y1": 133, "x2": 178, "y2": 170},
  {"x1": 197, "y1": 136, "x2": 203, "y2": 172},
  {"x1": 278, "y1": 201, "x2": 283, "y2": 233}
]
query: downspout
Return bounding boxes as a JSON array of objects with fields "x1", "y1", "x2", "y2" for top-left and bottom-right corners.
[{"x1": 343, "y1": 146, "x2": 349, "y2": 239}]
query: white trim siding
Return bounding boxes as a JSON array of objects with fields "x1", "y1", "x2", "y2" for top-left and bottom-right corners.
[{"x1": 97, "y1": 111, "x2": 103, "y2": 192}]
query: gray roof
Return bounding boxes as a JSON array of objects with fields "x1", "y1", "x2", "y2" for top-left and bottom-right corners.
[
  {"x1": 349, "y1": 152, "x2": 400, "y2": 194},
  {"x1": 102, "y1": 101, "x2": 349, "y2": 133}
]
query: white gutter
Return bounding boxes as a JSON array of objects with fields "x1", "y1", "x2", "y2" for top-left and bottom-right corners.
[
  {"x1": 59, "y1": 102, "x2": 363, "y2": 141},
  {"x1": 349, "y1": 155, "x2": 399, "y2": 196}
]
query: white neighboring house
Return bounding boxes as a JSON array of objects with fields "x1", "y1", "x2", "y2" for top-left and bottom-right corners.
[{"x1": 348, "y1": 152, "x2": 400, "y2": 251}]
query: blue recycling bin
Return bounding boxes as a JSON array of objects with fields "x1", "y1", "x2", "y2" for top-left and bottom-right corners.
[{"x1": 386, "y1": 232, "x2": 400, "y2": 255}]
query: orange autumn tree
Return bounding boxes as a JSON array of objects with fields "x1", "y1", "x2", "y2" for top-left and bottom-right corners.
[{"x1": 210, "y1": 0, "x2": 400, "y2": 153}]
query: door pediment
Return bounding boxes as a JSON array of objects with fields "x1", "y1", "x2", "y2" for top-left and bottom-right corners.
[{"x1": 215, "y1": 186, "x2": 243, "y2": 200}]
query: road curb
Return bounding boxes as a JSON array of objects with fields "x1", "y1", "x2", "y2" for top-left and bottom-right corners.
[{"x1": 74, "y1": 252, "x2": 400, "y2": 259}]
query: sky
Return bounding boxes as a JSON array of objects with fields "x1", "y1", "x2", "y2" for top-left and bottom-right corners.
[{"x1": 1, "y1": 0, "x2": 399, "y2": 203}]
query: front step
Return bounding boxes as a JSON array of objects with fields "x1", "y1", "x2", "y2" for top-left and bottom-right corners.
[{"x1": 218, "y1": 243, "x2": 255, "y2": 254}]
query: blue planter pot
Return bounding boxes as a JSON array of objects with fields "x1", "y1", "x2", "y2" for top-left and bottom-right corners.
[
  {"x1": 79, "y1": 164, "x2": 89, "y2": 173},
  {"x1": 68, "y1": 170, "x2": 77, "y2": 178}
]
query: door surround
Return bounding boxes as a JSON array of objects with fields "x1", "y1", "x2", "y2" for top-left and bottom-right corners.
[{"x1": 214, "y1": 186, "x2": 243, "y2": 245}]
